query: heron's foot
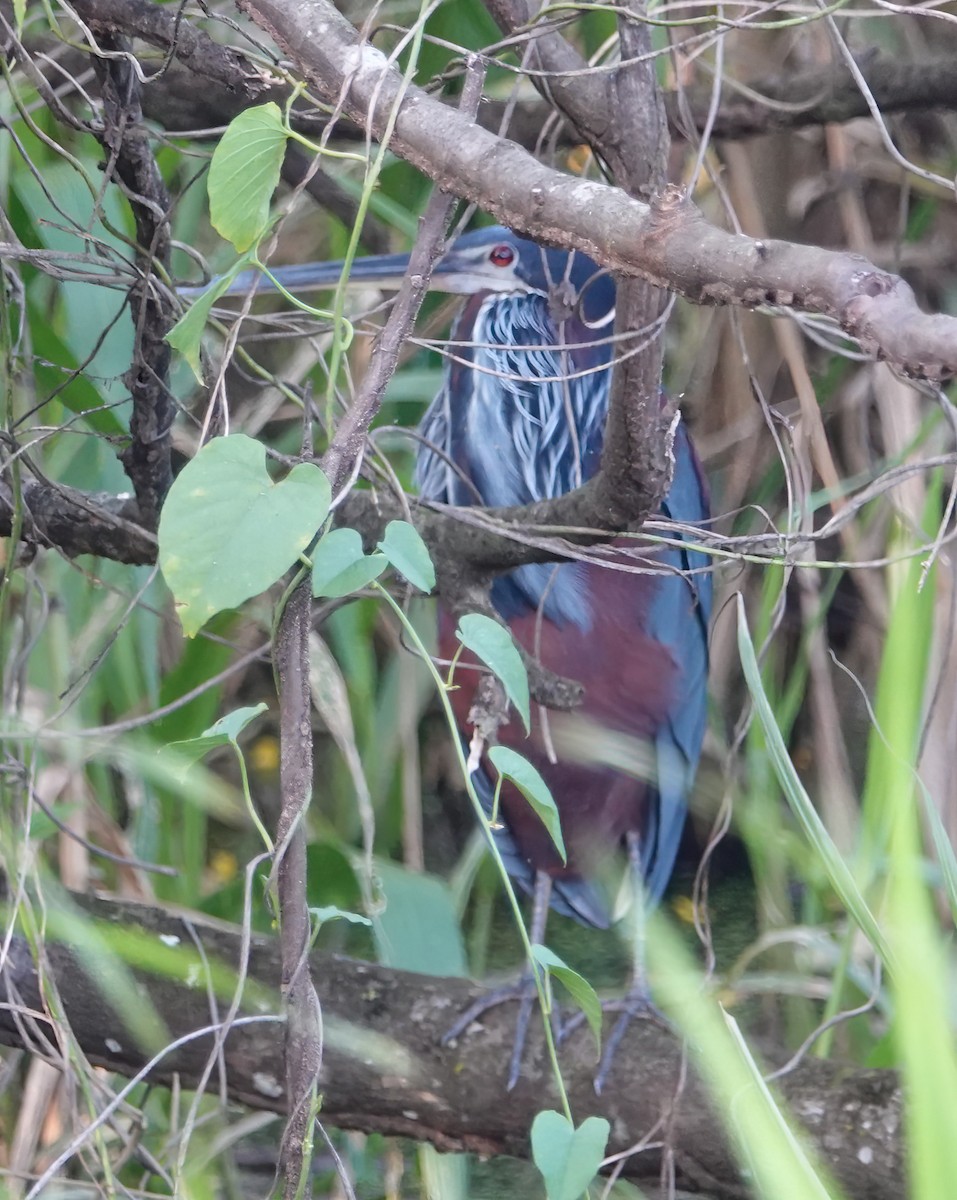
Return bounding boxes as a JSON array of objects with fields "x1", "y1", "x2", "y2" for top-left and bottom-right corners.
[
  {"x1": 559, "y1": 986, "x2": 670, "y2": 1094},
  {"x1": 441, "y1": 974, "x2": 559, "y2": 1091}
]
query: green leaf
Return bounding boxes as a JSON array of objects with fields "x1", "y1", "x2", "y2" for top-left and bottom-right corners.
[
  {"x1": 531, "y1": 945, "x2": 601, "y2": 1054},
  {"x1": 488, "y1": 745, "x2": 564, "y2": 861},
  {"x1": 208, "y1": 103, "x2": 287, "y2": 251},
  {"x1": 736, "y1": 595, "x2": 893, "y2": 969},
  {"x1": 530, "y1": 1110, "x2": 610, "y2": 1200},
  {"x1": 166, "y1": 260, "x2": 251, "y2": 381},
  {"x1": 863, "y1": 480, "x2": 957, "y2": 1200},
  {"x1": 649, "y1": 914, "x2": 841, "y2": 1200},
  {"x1": 310, "y1": 905, "x2": 371, "y2": 931},
  {"x1": 455, "y1": 613, "x2": 530, "y2": 733},
  {"x1": 158, "y1": 435, "x2": 331, "y2": 636},
  {"x1": 377, "y1": 520, "x2": 435, "y2": 592},
  {"x1": 419, "y1": 1144, "x2": 469, "y2": 1200},
  {"x1": 311, "y1": 528, "x2": 386, "y2": 598},
  {"x1": 30, "y1": 803, "x2": 70, "y2": 841},
  {"x1": 201, "y1": 704, "x2": 269, "y2": 743},
  {"x1": 373, "y1": 861, "x2": 467, "y2": 977},
  {"x1": 168, "y1": 703, "x2": 268, "y2": 761}
]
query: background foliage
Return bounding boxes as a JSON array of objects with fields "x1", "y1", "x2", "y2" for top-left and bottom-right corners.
[{"x1": 2, "y1": 0, "x2": 957, "y2": 1196}]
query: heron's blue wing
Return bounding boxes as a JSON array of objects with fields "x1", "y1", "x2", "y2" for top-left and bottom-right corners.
[{"x1": 639, "y1": 422, "x2": 712, "y2": 901}]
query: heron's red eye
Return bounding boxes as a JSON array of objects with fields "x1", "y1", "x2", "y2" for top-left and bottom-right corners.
[{"x1": 489, "y1": 244, "x2": 515, "y2": 267}]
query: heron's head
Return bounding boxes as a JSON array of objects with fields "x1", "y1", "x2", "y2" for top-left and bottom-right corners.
[{"x1": 212, "y1": 226, "x2": 615, "y2": 326}]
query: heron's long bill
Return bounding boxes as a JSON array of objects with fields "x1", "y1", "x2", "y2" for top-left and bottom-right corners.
[
  {"x1": 190, "y1": 234, "x2": 527, "y2": 299},
  {"x1": 241, "y1": 249, "x2": 419, "y2": 295}
]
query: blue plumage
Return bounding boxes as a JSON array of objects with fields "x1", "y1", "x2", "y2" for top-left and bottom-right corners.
[
  {"x1": 197, "y1": 225, "x2": 711, "y2": 932},
  {"x1": 413, "y1": 228, "x2": 712, "y2": 927}
]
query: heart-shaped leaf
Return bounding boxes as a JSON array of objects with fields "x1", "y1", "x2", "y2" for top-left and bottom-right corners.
[
  {"x1": 168, "y1": 703, "x2": 268, "y2": 762},
  {"x1": 208, "y1": 103, "x2": 287, "y2": 251},
  {"x1": 531, "y1": 1110, "x2": 610, "y2": 1200},
  {"x1": 159, "y1": 435, "x2": 330, "y2": 636},
  {"x1": 309, "y1": 905, "x2": 372, "y2": 935},
  {"x1": 377, "y1": 520, "x2": 435, "y2": 592},
  {"x1": 311, "y1": 527, "x2": 386, "y2": 598}
]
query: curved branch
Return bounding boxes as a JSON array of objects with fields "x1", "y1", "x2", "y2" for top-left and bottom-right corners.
[
  {"x1": 68, "y1": 0, "x2": 267, "y2": 93},
  {"x1": 685, "y1": 53, "x2": 957, "y2": 140},
  {"x1": 233, "y1": 0, "x2": 957, "y2": 383},
  {"x1": 55, "y1": 2, "x2": 957, "y2": 144}
]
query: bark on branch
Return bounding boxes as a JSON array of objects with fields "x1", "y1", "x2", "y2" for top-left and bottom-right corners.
[
  {"x1": 89, "y1": 30, "x2": 175, "y2": 528},
  {"x1": 29, "y1": 0, "x2": 957, "y2": 384},
  {"x1": 0, "y1": 478, "x2": 156, "y2": 563},
  {"x1": 0, "y1": 892, "x2": 903, "y2": 1200},
  {"x1": 232, "y1": 0, "x2": 957, "y2": 384},
  {"x1": 41, "y1": 4, "x2": 957, "y2": 144}
]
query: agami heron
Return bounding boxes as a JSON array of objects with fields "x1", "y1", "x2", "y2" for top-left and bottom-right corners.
[{"x1": 206, "y1": 226, "x2": 712, "y2": 1088}]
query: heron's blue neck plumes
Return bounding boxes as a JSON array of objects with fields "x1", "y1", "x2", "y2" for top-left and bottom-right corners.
[
  {"x1": 459, "y1": 291, "x2": 609, "y2": 507},
  {"x1": 416, "y1": 289, "x2": 612, "y2": 628}
]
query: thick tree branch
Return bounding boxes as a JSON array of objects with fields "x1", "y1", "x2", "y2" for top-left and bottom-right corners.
[
  {"x1": 484, "y1": 0, "x2": 615, "y2": 156},
  {"x1": 0, "y1": 478, "x2": 156, "y2": 563},
  {"x1": 683, "y1": 53, "x2": 957, "y2": 140},
  {"x1": 68, "y1": 0, "x2": 267, "y2": 93},
  {"x1": 599, "y1": 1, "x2": 673, "y2": 527},
  {"x1": 0, "y1": 892, "x2": 904, "y2": 1200},
  {"x1": 231, "y1": 0, "x2": 956, "y2": 386},
  {"x1": 273, "y1": 581, "x2": 320, "y2": 1198},
  {"x1": 24, "y1": 4, "x2": 957, "y2": 407},
  {"x1": 90, "y1": 33, "x2": 175, "y2": 527},
  {"x1": 52, "y1": 2, "x2": 957, "y2": 144},
  {"x1": 475, "y1": 1, "x2": 677, "y2": 614},
  {"x1": 0, "y1": 461, "x2": 699, "y2": 612}
]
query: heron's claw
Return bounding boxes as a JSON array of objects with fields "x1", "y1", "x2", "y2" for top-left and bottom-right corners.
[
  {"x1": 558, "y1": 988, "x2": 670, "y2": 1094},
  {"x1": 441, "y1": 974, "x2": 560, "y2": 1091}
]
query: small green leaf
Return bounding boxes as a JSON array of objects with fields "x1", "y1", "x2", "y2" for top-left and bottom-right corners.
[
  {"x1": 208, "y1": 103, "x2": 287, "y2": 251},
  {"x1": 168, "y1": 703, "x2": 269, "y2": 761},
  {"x1": 531, "y1": 1110, "x2": 610, "y2": 1200},
  {"x1": 202, "y1": 704, "x2": 269, "y2": 743},
  {"x1": 532, "y1": 945, "x2": 601, "y2": 1054},
  {"x1": 166, "y1": 261, "x2": 251, "y2": 382},
  {"x1": 158, "y1": 435, "x2": 331, "y2": 636},
  {"x1": 377, "y1": 520, "x2": 435, "y2": 592},
  {"x1": 310, "y1": 905, "x2": 372, "y2": 930},
  {"x1": 456, "y1": 613, "x2": 530, "y2": 732},
  {"x1": 311, "y1": 528, "x2": 386, "y2": 598},
  {"x1": 373, "y1": 861, "x2": 467, "y2": 977},
  {"x1": 488, "y1": 746, "x2": 564, "y2": 861}
]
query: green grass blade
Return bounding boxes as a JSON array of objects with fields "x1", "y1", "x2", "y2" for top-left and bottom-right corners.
[{"x1": 736, "y1": 595, "x2": 893, "y2": 969}]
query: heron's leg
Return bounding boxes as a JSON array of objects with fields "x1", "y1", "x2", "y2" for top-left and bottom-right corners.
[
  {"x1": 592, "y1": 832, "x2": 655, "y2": 1091},
  {"x1": 441, "y1": 871, "x2": 555, "y2": 1091},
  {"x1": 559, "y1": 833, "x2": 668, "y2": 1093},
  {"x1": 507, "y1": 871, "x2": 553, "y2": 1088}
]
